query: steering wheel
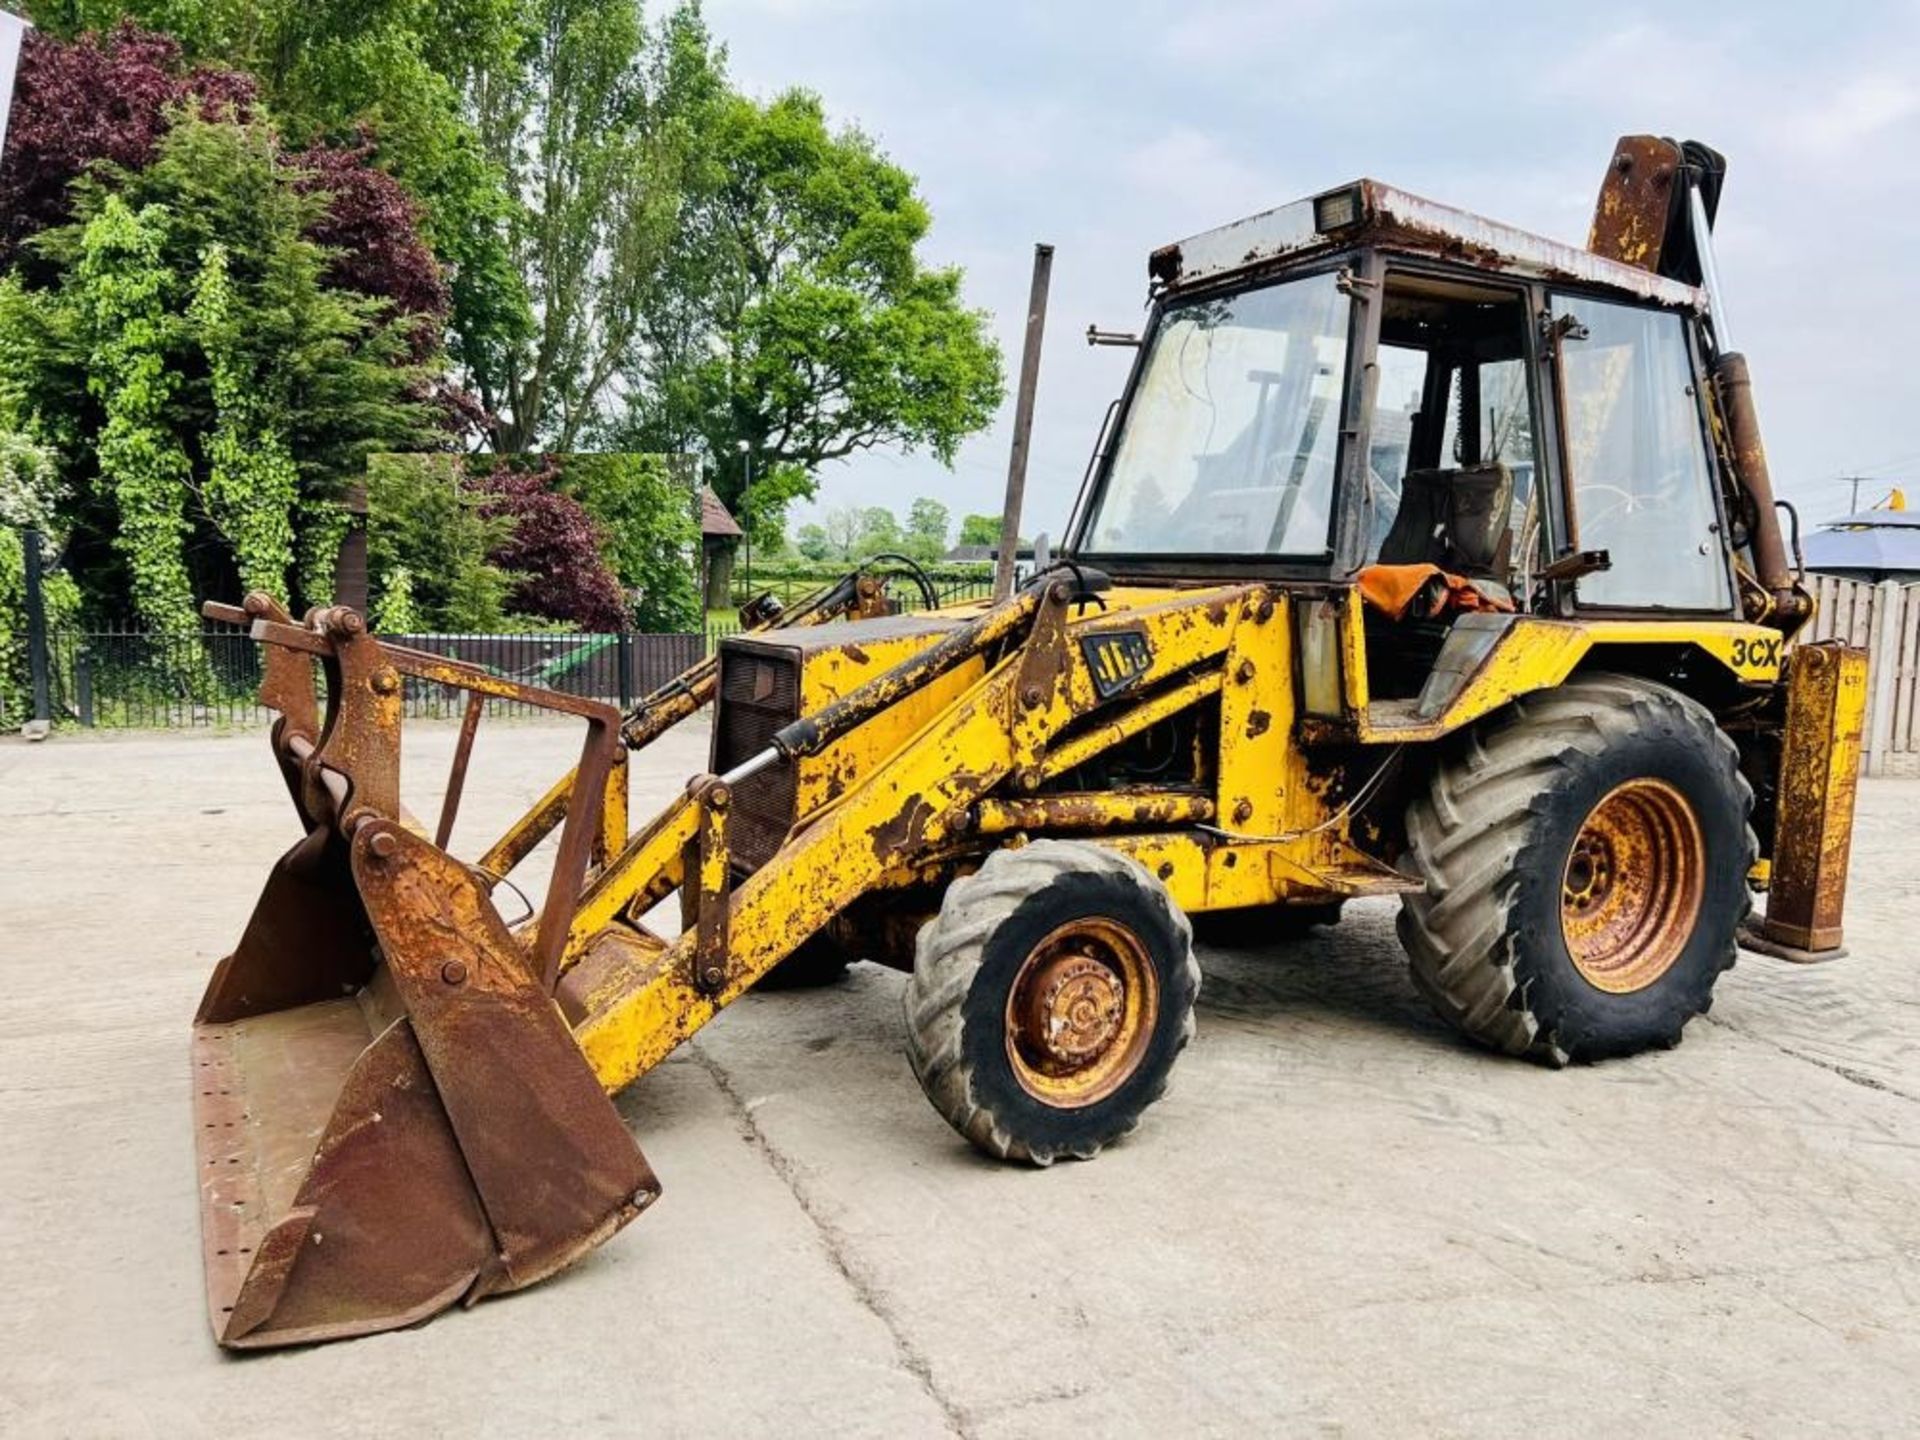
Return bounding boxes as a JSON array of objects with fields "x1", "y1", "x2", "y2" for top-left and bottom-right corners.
[{"x1": 1577, "y1": 471, "x2": 1693, "y2": 534}]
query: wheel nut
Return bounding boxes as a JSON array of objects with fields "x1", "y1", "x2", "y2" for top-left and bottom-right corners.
[{"x1": 441, "y1": 960, "x2": 467, "y2": 986}]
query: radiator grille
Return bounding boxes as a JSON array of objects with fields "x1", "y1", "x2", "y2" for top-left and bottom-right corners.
[{"x1": 714, "y1": 646, "x2": 801, "y2": 871}]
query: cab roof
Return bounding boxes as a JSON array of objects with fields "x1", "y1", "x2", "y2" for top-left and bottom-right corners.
[{"x1": 1149, "y1": 178, "x2": 1705, "y2": 310}]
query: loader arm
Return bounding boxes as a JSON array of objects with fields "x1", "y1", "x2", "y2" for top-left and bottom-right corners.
[
  {"x1": 560, "y1": 578, "x2": 1256, "y2": 1092},
  {"x1": 475, "y1": 566, "x2": 905, "y2": 885}
]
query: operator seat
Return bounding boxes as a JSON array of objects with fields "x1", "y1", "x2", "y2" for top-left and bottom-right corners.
[{"x1": 1378, "y1": 462, "x2": 1514, "y2": 580}]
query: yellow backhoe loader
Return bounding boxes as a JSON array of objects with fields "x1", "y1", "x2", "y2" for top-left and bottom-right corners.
[{"x1": 191, "y1": 136, "x2": 1865, "y2": 1348}]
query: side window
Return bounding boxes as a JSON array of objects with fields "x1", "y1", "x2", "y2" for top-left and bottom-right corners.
[
  {"x1": 1367, "y1": 343, "x2": 1429, "y2": 554},
  {"x1": 1552, "y1": 296, "x2": 1732, "y2": 611}
]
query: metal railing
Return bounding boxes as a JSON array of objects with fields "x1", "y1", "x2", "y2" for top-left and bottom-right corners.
[
  {"x1": 21, "y1": 625, "x2": 709, "y2": 729},
  {"x1": 11, "y1": 576, "x2": 998, "y2": 730}
]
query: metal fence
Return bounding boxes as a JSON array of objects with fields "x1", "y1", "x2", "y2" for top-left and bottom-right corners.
[
  {"x1": 15, "y1": 575, "x2": 998, "y2": 730},
  {"x1": 26, "y1": 625, "x2": 710, "y2": 728},
  {"x1": 1801, "y1": 575, "x2": 1920, "y2": 777}
]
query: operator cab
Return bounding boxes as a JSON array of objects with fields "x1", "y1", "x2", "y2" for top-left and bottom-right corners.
[{"x1": 1063, "y1": 179, "x2": 1740, "y2": 701}]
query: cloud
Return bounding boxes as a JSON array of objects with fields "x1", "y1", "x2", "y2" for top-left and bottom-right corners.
[
  {"x1": 1116, "y1": 127, "x2": 1283, "y2": 232},
  {"x1": 1776, "y1": 73, "x2": 1920, "y2": 155},
  {"x1": 710, "y1": 0, "x2": 1920, "y2": 524}
]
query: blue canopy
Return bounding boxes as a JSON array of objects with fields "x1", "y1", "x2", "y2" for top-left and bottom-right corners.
[{"x1": 1802, "y1": 512, "x2": 1920, "y2": 580}]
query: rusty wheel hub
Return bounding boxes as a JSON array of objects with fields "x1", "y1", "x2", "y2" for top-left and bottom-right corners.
[
  {"x1": 1560, "y1": 778, "x2": 1705, "y2": 994},
  {"x1": 1005, "y1": 918, "x2": 1158, "y2": 1108}
]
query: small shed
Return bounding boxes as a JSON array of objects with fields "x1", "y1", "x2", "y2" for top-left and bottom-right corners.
[{"x1": 701, "y1": 487, "x2": 744, "y2": 609}]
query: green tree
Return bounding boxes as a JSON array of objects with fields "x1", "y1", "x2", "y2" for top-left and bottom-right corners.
[
  {"x1": 27, "y1": 0, "x2": 532, "y2": 392},
  {"x1": 958, "y1": 512, "x2": 999, "y2": 547},
  {"x1": 73, "y1": 197, "x2": 197, "y2": 634},
  {"x1": 793, "y1": 521, "x2": 830, "y2": 562},
  {"x1": 819, "y1": 505, "x2": 861, "y2": 560},
  {"x1": 0, "y1": 423, "x2": 82, "y2": 721},
  {"x1": 620, "y1": 87, "x2": 1002, "y2": 538},
  {"x1": 550, "y1": 452, "x2": 701, "y2": 631},
  {"x1": 470, "y1": 0, "x2": 722, "y2": 451},
  {"x1": 0, "y1": 112, "x2": 443, "y2": 624},
  {"x1": 365, "y1": 453, "x2": 512, "y2": 630},
  {"x1": 858, "y1": 506, "x2": 901, "y2": 554},
  {"x1": 904, "y1": 496, "x2": 949, "y2": 562},
  {"x1": 188, "y1": 243, "x2": 298, "y2": 597}
]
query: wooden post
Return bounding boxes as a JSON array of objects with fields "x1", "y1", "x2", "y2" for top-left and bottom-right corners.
[
  {"x1": 22, "y1": 526, "x2": 51, "y2": 731},
  {"x1": 1866, "y1": 580, "x2": 1903, "y2": 777},
  {"x1": 995, "y1": 243, "x2": 1054, "y2": 601}
]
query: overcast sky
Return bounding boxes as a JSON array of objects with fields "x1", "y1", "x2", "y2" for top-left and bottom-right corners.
[{"x1": 708, "y1": 0, "x2": 1920, "y2": 538}]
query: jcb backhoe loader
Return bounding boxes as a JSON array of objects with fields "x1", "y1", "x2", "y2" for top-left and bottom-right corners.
[{"x1": 191, "y1": 136, "x2": 1865, "y2": 1348}]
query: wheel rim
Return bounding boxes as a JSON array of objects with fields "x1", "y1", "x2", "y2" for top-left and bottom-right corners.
[
  {"x1": 1560, "y1": 778, "x2": 1705, "y2": 994},
  {"x1": 1004, "y1": 917, "x2": 1159, "y2": 1108}
]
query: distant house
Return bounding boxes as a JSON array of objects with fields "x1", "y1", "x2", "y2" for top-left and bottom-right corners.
[
  {"x1": 944, "y1": 539, "x2": 1038, "y2": 584},
  {"x1": 1803, "y1": 511, "x2": 1920, "y2": 584},
  {"x1": 943, "y1": 541, "x2": 1034, "y2": 565},
  {"x1": 701, "y1": 487, "x2": 744, "y2": 609}
]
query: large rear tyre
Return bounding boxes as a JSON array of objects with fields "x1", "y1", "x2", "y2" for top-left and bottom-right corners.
[
  {"x1": 904, "y1": 841, "x2": 1200, "y2": 1165},
  {"x1": 1397, "y1": 674, "x2": 1754, "y2": 1065}
]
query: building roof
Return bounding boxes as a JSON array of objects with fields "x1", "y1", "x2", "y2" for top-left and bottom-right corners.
[
  {"x1": 1151, "y1": 180, "x2": 1706, "y2": 309},
  {"x1": 1803, "y1": 511, "x2": 1920, "y2": 579},
  {"x1": 944, "y1": 542, "x2": 1033, "y2": 563},
  {"x1": 700, "y1": 487, "x2": 743, "y2": 539}
]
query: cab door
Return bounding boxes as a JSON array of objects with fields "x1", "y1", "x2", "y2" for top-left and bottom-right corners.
[{"x1": 1547, "y1": 293, "x2": 1736, "y2": 613}]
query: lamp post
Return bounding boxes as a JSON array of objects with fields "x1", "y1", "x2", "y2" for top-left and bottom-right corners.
[{"x1": 736, "y1": 438, "x2": 752, "y2": 597}]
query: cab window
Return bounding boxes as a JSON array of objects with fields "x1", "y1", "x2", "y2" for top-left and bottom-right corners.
[
  {"x1": 1551, "y1": 295, "x2": 1732, "y2": 611},
  {"x1": 1085, "y1": 271, "x2": 1351, "y2": 556}
]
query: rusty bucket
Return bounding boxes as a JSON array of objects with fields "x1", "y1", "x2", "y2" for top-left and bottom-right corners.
[
  {"x1": 192, "y1": 598, "x2": 656, "y2": 1349},
  {"x1": 194, "y1": 820, "x2": 657, "y2": 1348}
]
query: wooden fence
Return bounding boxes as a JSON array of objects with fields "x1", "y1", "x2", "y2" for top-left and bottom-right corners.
[{"x1": 1803, "y1": 574, "x2": 1920, "y2": 777}]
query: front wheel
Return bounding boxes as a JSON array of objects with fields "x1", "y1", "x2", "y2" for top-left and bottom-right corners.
[
  {"x1": 904, "y1": 841, "x2": 1200, "y2": 1165},
  {"x1": 1397, "y1": 673, "x2": 1754, "y2": 1064}
]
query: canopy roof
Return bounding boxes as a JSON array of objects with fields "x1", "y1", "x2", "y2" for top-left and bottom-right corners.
[{"x1": 1151, "y1": 180, "x2": 1705, "y2": 309}]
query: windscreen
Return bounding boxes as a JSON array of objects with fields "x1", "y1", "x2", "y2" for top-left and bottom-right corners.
[{"x1": 1085, "y1": 271, "x2": 1351, "y2": 557}]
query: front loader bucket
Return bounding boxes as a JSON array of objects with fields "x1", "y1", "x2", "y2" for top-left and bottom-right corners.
[{"x1": 194, "y1": 819, "x2": 658, "y2": 1349}]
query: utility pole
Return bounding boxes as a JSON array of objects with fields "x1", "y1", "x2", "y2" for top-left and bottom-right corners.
[
  {"x1": 736, "y1": 439, "x2": 753, "y2": 599},
  {"x1": 995, "y1": 243, "x2": 1054, "y2": 600}
]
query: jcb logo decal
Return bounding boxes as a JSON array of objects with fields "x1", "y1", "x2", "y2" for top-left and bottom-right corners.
[
  {"x1": 1729, "y1": 635, "x2": 1781, "y2": 670},
  {"x1": 1081, "y1": 629, "x2": 1153, "y2": 699}
]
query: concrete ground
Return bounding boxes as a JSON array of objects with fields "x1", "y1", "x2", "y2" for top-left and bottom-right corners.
[{"x1": 1, "y1": 719, "x2": 1917, "y2": 1439}]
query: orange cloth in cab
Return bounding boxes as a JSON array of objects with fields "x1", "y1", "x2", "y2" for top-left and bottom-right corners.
[{"x1": 1357, "y1": 563, "x2": 1514, "y2": 621}]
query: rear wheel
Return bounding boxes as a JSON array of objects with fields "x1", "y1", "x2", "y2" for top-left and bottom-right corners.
[
  {"x1": 1397, "y1": 673, "x2": 1753, "y2": 1064},
  {"x1": 904, "y1": 841, "x2": 1200, "y2": 1164}
]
